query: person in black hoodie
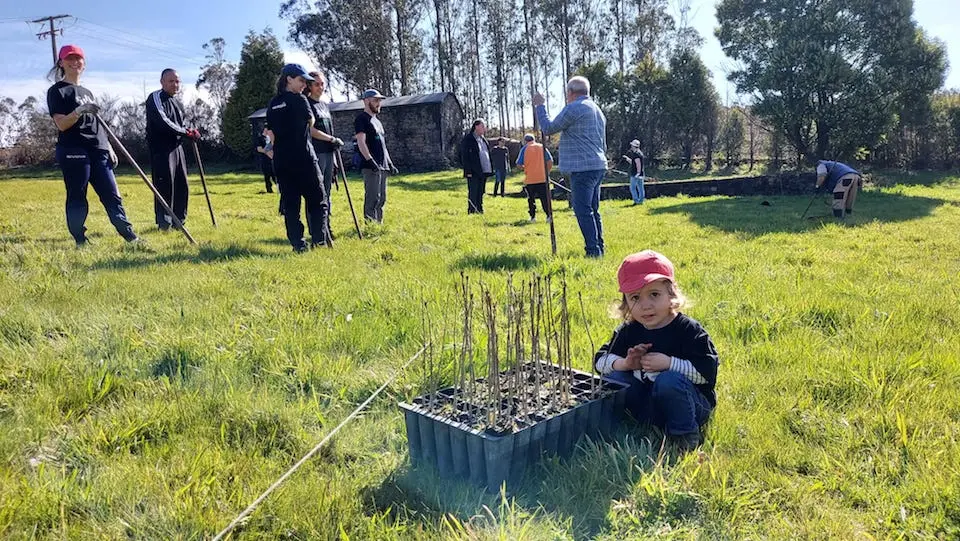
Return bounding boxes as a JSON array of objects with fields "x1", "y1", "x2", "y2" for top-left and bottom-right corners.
[
  {"x1": 594, "y1": 250, "x2": 719, "y2": 451},
  {"x1": 46, "y1": 44, "x2": 140, "y2": 247},
  {"x1": 145, "y1": 68, "x2": 199, "y2": 231},
  {"x1": 266, "y1": 64, "x2": 330, "y2": 252}
]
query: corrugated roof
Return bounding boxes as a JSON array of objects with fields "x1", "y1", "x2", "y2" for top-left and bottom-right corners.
[
  {"x1": 248, "y1": 92, "x2": 455, "y2": 119},
  {"x1": 328, "y1": 92, "x2": 451, "y2": 111}
]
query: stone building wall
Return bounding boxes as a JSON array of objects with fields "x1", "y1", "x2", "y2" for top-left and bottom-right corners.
[
  {"x1": 550, "y1": 172, "x2": 825, "y2": 200},
  {"x1": 331, "y1": 95, "x2": 465, "y2": 172}
]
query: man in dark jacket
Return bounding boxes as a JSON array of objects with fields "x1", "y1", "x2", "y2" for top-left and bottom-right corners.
[
  {"x1": 145, "y1": 68, "x2": 199, "y2": 230},
  {"x1": 461, "y1": 119, "x2": 492, "y2": 214}
]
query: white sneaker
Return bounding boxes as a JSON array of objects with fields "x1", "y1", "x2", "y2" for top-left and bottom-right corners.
[{"x1": 529, "y1": 216, "x2": 536, "y2": 222}]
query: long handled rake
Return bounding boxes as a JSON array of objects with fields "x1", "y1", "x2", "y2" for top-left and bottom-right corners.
[
  {"x1": 190, "y1": 140, "x2": 217, "y2": 227},
  {"x1": 334, "y1": 150, "x2": 363, "y2": 239},
  {"x1": 799, "y1": 187, "x2": 824, "y2": 220},
  {"x1": 95, "y1": 114, "x2": 196, "y2": 244}
]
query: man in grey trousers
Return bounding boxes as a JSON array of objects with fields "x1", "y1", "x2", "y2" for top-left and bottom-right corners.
[{"x1": 354, "y1": 89, "x2": 396, "y2": 223}]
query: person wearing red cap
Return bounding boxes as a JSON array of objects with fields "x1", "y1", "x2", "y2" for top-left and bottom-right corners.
[
  {"x1": 46, "y1": 44, "x2": 140, "y2": 247},
  {"x1": 593, "y1": 250, "x2": 719, "y2": 451},
  {"x1": 146, "y1": 68, "x2": 199, "y2": 231}
]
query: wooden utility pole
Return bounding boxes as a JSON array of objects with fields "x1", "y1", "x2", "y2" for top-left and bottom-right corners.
[{"x1": 32, "y1": 14, "x2": 71, "y2": 64}]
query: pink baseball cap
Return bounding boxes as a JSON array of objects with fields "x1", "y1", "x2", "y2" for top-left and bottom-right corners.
[
  {"x1": 617, "y1": 250, "x2": 675, "y2": 293},
  {"x1": 58, "y1": 45, "x2": 85, "y2": 61}
]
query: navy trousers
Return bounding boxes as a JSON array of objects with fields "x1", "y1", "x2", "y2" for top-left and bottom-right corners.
[
  {"x1": 56, "y1": 145, "x2": 136, "y2": 243},
  {"x1": 604, "y1": 370, "x2": 712, "y2": 436},
  {"x1": 150, "y1": 146, "x2": 189, "y2": 229}
]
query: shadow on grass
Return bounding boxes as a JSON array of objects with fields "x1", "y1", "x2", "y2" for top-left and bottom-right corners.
[
  {"x1": 362, "y1": 427, "x2": 669, "y2": 540},
  {"x1": 453, "y1": 252, "x2": 542, "y2": 271},
  {"x1": 868, "y1": 169, "x2": 960, "y2": 187},
  {"x1": 89, "y1": 243, "x2": 276, "y2": 270},
  {"x1": 392, "y1": 175, "x2": 464, "y2": 192},
  {"x1": 649, "y1": 190, "x2": 947, "y2": 237}
]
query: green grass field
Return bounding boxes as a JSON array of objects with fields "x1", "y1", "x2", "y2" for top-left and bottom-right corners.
[{"x1": 1, "y1": 167, "x2": 959, "y2": 539}]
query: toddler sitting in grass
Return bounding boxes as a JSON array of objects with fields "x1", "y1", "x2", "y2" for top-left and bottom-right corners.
[{"x1": 594, "y1": 250, "x2": 719, "y2": 451}]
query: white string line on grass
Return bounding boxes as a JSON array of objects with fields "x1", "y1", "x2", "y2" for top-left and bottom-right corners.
[{"x1": 211, "y1": 344, "x2": 427, "y2": 541}]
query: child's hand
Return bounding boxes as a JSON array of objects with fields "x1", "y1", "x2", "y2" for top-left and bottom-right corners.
[
  {"x1": 640, "y1": 352, "x2": 671, "y2": 372},
  {"x1": 619, "y1": 344, "x2": 651, "y2": 371}
]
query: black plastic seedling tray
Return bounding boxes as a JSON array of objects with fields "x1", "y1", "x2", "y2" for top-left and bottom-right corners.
[{"x1": 400, "y1": 361, "x2": 629, "y2": 492}]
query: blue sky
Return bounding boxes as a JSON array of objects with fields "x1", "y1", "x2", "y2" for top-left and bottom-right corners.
[{"x1": 1, "y1": 0, "x2": 958, "y2": 110}]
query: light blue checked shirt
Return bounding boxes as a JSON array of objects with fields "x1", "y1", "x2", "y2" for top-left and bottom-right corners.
[{"x1": 535, "y1": 96, "x2": 607, "y2": 173}]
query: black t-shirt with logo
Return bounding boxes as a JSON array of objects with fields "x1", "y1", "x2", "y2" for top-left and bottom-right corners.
[
  {"x1": 354, "y1": 111, "x2": 388, "y2": 169},
  {"x1": 307, "y1": 96, "x2": 336, "y2": 154},
  {"x1": 265, "y1": 91, "x2": 316, "y2": 167},
  {"x1": 628, "y1": 149, "x2": 645, "y2": 176},
  {"x1": 46, "y1": 81, "x2": 109, "y2": 151}
]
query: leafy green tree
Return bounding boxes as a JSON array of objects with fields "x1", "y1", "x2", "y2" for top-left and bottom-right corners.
[
  {"x1": 662, "y1": 50, "x2": 719, "y2": 167},
  {"x1": 196, "y1": 37, "x2": 237, "y2": 127},
  {"x1": 220, "y1": 30, "x2": 285, "y2": 157},
  {"x1": 716, "y1": 0, "x2": 947, "y2": 162},
  {"x1": 391, "y1": 0, "x2": 426, "y2": 95},
  {"x1": 719, "y1": 107, "x2": 745, "y2": 167},
  {"x1": 282, "y1": 0, "x2": 396, "y2": 95}
]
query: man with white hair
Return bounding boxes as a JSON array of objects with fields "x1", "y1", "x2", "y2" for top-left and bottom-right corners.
[{"x1": 534, "y1": 76, "x2": 608, "y2": 257}]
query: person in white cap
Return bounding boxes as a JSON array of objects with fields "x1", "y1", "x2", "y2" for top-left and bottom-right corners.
[{"x1": 626, "y1": 139, "x2": 645, "y2": 205}]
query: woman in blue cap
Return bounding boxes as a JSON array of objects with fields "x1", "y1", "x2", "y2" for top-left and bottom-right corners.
[
  {"x1": 265, "y1": 63, "x2": 331, "y2": 252},
  {"x1": 46, "y1": 44, "x2": 140, "y2": 247}
]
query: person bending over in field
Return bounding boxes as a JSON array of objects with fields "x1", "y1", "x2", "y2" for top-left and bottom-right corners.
[
  {"x1": 594, "y1": 250, "x2": 719, "y2": 452},
  {"x1": 815, "y1": 160, "x2": 861, "y2": 220}
]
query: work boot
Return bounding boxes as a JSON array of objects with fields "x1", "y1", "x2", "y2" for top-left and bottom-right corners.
[{"x1": 668, "y1": 432, "x2": 702, "y2": 453}]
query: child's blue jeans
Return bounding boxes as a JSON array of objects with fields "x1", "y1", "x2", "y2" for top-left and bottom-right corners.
[{"x1": 604, "y1": 370, "x2": 712, "y2": 436}]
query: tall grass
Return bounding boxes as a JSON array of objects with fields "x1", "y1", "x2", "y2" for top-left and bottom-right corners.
[{"x1": 0, "y1": 169, "x2": 958, "y2": 539}]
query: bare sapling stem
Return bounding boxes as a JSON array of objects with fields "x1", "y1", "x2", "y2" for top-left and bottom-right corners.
[
  {"x1": 483, "y1": 287, "x2": 500, "y2": 428},
  {"x1": 530, "y1": 277, "x2": 542, "y2": 414},
  {"x1": 578, "y1": 291, "x2": 598, "y2": 397}
]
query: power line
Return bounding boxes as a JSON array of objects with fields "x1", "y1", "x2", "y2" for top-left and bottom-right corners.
[
  {"x1": 0, "y1": 16, "x2": 43, "y2": 22},
  {"x1": 72, "y1": 16, "x2": 201, "y2": 58},
  {"x1": 67, "y1": 26, "x2": 204, "y2": 67},
  {"x1": 71, "y1": 21, "x2": 203, "y2": 63}
]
